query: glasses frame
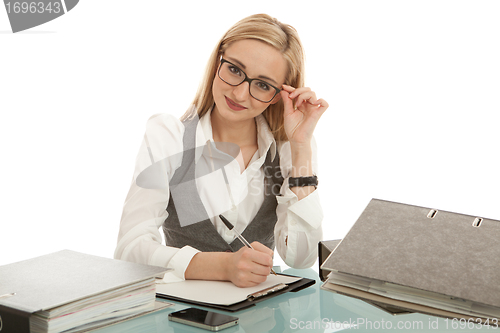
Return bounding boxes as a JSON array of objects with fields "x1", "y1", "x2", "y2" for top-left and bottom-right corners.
[{"x1": 217, "y1": 58, "x2": 282, "y2": 103}]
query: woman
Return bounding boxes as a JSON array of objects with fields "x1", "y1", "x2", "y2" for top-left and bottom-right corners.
[{"x1": 115, "y1": 14, "x2": 328, "y2": 287}]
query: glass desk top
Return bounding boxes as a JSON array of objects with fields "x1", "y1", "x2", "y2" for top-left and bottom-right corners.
[{"x1": 93, "y1": 267, "x2": 498, "y2": 333}]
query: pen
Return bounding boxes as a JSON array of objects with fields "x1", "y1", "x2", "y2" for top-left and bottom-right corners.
[{"x1": 219, "y1": 214, "x2": 277, "y2": 276}]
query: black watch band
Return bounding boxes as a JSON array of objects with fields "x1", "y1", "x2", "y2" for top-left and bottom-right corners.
[{"x1": 288, "y1": 175, "x2": 318, "y2": 189}]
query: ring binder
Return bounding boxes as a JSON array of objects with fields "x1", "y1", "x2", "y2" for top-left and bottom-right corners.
[
  {"x1": 247, "y1": 283, "x2": 288, "y2": 300},
  {"x1": 427, "y1": 209, "x2": 438, "y2": 219},
  {"x1": 0, "y1": 250, "x2": 170, "y2": 333},
  {"x1": 473, "y1": 217, "x2": 483, "y2": 227},
  {"x1": 321, "y1": 199, "x2": 500, "y2": 323}
]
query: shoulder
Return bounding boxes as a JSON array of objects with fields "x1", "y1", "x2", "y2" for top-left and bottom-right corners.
[
  {"x1": 143, "y1": 113, "x2": 186, "y2": 161},
  {"x1": 145, "y1": 113, "x2": 184, "y2": 137},
  {"x1": 144, "y1": 113, "x2": 185, "y2": 144}
]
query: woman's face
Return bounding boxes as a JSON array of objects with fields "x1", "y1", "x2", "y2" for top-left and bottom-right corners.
[{"x1": 212, "y1": 39, "x2": 288, "y2": 125}]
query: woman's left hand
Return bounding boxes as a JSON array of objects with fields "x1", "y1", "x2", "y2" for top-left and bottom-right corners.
[{"x1": 280, "y1": 85, "x2": 328, "y2": 146}]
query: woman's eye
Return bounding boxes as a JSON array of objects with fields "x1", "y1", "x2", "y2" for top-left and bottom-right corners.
[
  {"x1": 228, "y1": 65, "x2": 242, "y2": 76},
  {"x1": 256, "y1": 81, "x2": 271, "y2": 91}
]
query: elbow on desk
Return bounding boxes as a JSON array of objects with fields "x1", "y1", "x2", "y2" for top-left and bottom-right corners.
[{"x1": 281, "y1": 246, "x2": 319, "y2": 270}]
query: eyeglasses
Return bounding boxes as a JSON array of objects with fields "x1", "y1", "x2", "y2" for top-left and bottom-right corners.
[{"x1": 217, "y1": 58, "x2": 281, "y2": 103}]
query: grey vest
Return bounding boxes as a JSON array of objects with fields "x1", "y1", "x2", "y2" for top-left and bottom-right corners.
[{"x1": 163, "y1": 117, "x2": 283, "y2": 252}]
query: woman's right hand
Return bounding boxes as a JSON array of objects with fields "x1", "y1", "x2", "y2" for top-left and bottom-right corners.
[
  {"x1": 225, "y1": 242, "x2": 274, "y2": 288},
  {"x1": 185, "y1": 242, "x2": 274, "y2": 287}
]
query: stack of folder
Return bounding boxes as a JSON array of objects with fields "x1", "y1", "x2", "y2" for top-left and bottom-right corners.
[
  {"x1": 0, "y1": 250, "x2": 169, "y2": 333},
  {"x1": 320, "y1": 199, "x2": 500, "y2": 324}
]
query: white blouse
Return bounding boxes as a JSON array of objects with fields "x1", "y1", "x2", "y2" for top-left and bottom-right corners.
[{"x1": 114, "y1": 110, "x2": 323, "y2": 282}]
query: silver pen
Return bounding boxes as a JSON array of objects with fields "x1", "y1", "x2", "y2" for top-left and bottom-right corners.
[{"x1": 219, "y1": 214, "x2": 277, "y2": 275}]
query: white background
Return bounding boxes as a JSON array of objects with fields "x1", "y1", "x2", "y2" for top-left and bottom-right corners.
[{"x1": 1, "y1": 1, "x2": 499, "y2": 267}]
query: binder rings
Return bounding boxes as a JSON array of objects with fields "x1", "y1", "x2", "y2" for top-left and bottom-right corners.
[
  {"x1": 320, "y1": 199, "x2": 500, "y2": 323},
  {"x1": 0, "y1": 250, "x2": 169, "y2": 333},
  {"x1": 156, "y1": 273, "x2": 315, "y2": 312}
]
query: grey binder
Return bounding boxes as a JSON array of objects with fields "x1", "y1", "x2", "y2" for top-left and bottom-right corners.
[
  {"x1": 0, "y1": 250, "x2": 169, "y2": 333},
  {"x1": 320, "y1": 198, "x2": 500, "y2": 322},
  {"x1": 318, "y1": 240, "x2": 341, "y2": 282}
]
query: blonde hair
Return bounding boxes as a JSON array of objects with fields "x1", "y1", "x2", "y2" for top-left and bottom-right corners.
[{"x1": 182, "y1": 14, "x2": 305, "y2": 142}]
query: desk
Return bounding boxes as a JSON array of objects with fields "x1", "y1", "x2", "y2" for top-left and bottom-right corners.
[{"x1": 93, "y1": 267, "x2": 497, "y2": 333}]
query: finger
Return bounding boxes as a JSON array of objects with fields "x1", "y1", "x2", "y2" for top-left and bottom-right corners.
[
  {"x1": 314, "y1": 98, "x2": 329, "y2": 112},
  {"x1": 248, "y1": 273, "x2": 268, "y2": 286},
  {"x1": 250, "y1": 262, "x2": 272, "y2": 277},
  {"x1": 233, "y1": 271, "x2": 265, "y2": 287},
  {"x1": 237, "y1": 255, "x2": 270, "y2": 277},
  {"x1": 317, "y1": 98, "x2": 329, "y2": 109},
  {"x1": 280, "y1": 90, "x2": 295, "y2": 115},
  {"x1": 251, "y1": 241, "x2": 274, "y2": 258},
  {"x1": 289, "y1": 87, "x2": 312, "y2": 99},
  {"x1": 295, "y1": 91, "x2": 318, "y2": 108},
  {"x1": 281, "y1": 84, "x2": 296, "y2": 93},
  {"x1": 238, "y1": 245, "x2": 272, "y2": 266},
  {"x1": 244, "y1": 249, "x2": 273, "y2": 271},
  {"x1": 251, "y1": 269, "x2": 269, "y2": 281},
  {"x1": 237, "y1": 248, "x2": 272, "y2": 278},
  {"x1": 251, "y1": 252, "x2": 273, "y2": 271}
]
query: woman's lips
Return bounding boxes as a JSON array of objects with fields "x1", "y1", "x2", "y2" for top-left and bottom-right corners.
[{"x1": 225, "y1": 96, "x2": 247, "y2": 111}]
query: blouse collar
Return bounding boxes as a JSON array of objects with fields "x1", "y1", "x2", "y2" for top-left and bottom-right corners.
[{"x1": 196, "y1": 107, "x2": 277, "y2": 162}]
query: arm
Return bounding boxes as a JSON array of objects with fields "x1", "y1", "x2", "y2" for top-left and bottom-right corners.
[
  {"x1": 274, "y1": 85, "x2": 329, "y2": 268},
  {"x1": 185, "y1": 242, "x2": 274, "y2": 288},
  {"x1": 274, "y1": 139, "x2": 324, "y2": 269},
  {"x1": 114, "y1": 114, "x2": 200, "y2": 279},
  {"x1": 281, "y1": 84, "x2": 328, "y2": 200}
]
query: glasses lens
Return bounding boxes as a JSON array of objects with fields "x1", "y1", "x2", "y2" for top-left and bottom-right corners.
[
  {"x1": 219, "y1": 62, "x2": 245, "y2": 86},
  {"x1": 219, "y1": 61, "x2": 277, "y2": 103},
  {"x1": 250, "y1": 80, "x2": 276, "y2": 103}
]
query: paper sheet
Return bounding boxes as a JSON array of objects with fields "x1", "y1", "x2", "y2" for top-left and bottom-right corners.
[{"x1": 156, "y1": 274, "x2": 301, "y2": 305}]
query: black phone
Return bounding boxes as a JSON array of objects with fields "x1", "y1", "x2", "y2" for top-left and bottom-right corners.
[{"x1": 168, "y1": 308, "x2": 239, "y2": 331}]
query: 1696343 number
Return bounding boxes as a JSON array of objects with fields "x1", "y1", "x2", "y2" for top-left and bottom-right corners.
[
  {"x1": 5, "y1": 2, "x2": 62, "y2": 14},
  {"x1": 445, "y1": 318, "x2": 499, "y2": 330}
]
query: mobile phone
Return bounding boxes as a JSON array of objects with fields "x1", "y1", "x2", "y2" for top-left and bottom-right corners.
[{"x1": 168, "y1": 307, "x2": 239, "y2": 331}]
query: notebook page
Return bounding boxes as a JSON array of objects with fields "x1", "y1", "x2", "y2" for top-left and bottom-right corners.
[{"x1": 156, "y1": 274, "x2": 301, "y2": 305}]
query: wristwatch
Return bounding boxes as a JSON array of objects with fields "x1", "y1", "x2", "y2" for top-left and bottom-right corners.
[{"x1": 288, "y1": 175, "x2": 318, "y2": 189}]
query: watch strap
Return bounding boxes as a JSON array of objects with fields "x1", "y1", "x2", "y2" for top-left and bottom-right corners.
[{"x1": 288, "y1": 175, "x2": 318, "y2": 189}]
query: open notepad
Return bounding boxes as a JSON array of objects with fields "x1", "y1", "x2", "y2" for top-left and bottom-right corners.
[{"x1": 156, "y1": 273, "x2": 315, "y2": 312}]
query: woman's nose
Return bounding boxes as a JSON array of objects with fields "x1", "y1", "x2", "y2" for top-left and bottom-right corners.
[{"x1": 233, "y1": 82, "x2": 250, "y2": 101}]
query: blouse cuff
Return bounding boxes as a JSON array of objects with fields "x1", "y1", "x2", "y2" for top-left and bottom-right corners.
[
  {"x1": 277, "y1": 177, "x2": 298, "y2": 203},
  {"x1": 277, "y1": 179, "x2": 323, "y2": 231},
  {"x1": 160, "y1": 245, "x2": 200, "y2": 283},
  {"x1": 288, "y1": 190, "x2": 323, "y2": 230}
]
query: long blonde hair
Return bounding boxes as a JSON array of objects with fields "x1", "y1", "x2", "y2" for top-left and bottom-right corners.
[{"x1": 182, "y1": 14, "x2": 305, "y2": 142}]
